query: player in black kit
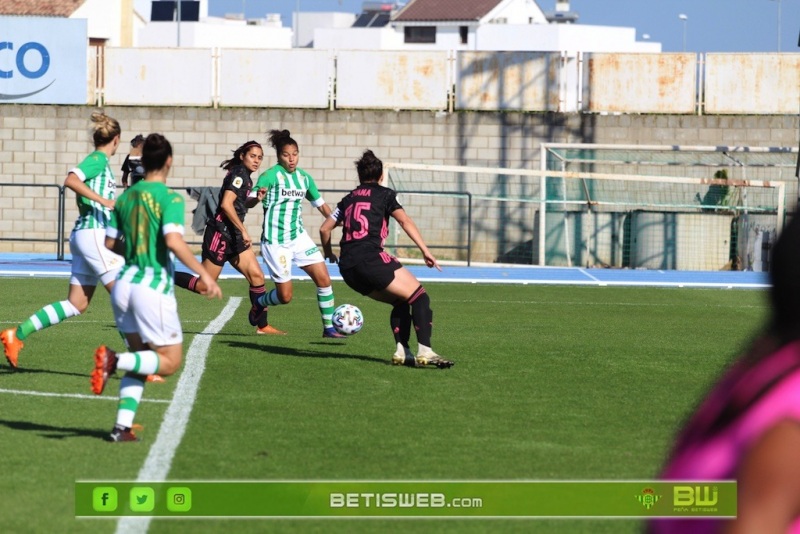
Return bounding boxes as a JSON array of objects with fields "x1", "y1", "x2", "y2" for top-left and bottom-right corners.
[
  {"x1": 320, "y1": 150, "x2": 453, "y2": 368},
  {"x1": 174, "y1": 140, "x2": 284, "y2": 334}
]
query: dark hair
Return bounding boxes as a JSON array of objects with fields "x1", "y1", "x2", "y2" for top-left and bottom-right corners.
[
  {"x1": 220, "y1": 140, "x2": 262, "y2": 171},
  {"x1": 130, "y1": 134, "x2": 145, "y2": 147},
  {"x1": 267, "y1": 129, "x2": 297, "y2": 156},
  {"x1": 90, "y1": 112, "x2": 121, "y2": 148},
  {"x1": 355, "y1": 150, "x2": 383, "y2": 183},
  {"x1": 769, "y1": 215, "x2": 800, "y2": 341},
  {"x1": 141, "y1": 133, "x2": 172, "y2": 173}
]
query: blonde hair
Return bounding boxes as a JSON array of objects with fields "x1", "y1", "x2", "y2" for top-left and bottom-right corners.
[{"x1": 90, "y1": 112, "x2": 121, "y2": 148}]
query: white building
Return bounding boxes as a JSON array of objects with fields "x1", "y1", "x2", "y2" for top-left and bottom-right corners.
[
  {"x1": 295, "y1": 12, "x2": 357, "y2": 48},
  {"x1": 315, "y1": 0, "x2": 661, "y2": 53},
  {"x1": 0, "y1": 0, "x2": 660, "y2": 53}
]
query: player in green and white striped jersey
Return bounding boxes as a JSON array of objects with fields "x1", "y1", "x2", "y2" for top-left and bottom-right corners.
[
  {"x1": 254, "y1": 129, "x2": 344, "y2": 338},
  {"x1": 91, "y1": 134, "x2": 222, "y2": 442},
  {"x1": 1, "y1": 113, "x2": 125, "y2": 369}
]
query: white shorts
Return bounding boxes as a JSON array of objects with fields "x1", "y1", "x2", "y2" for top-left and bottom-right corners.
[
  {"x1": 260, "y1": 231, "x2": 324, "y2": 284},
  {"x1": 111, "y1": 279, "x2": 183, "y2": 347},
  {"x1": 69, "y1": 229, "x2": 124, "y2": 286}
]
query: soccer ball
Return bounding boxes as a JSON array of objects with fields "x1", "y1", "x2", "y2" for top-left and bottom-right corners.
[{"x1": 332, "y1": 304, "x2": 364, "y2": 335}]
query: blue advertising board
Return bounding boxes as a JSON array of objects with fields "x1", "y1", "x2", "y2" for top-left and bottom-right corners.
[{"x1": 0, "y1": 16, "x2": 87, "y2": 104}]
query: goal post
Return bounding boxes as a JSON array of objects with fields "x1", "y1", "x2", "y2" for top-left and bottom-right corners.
[{"x1": 384, "y1": 161, "x2": 785, "y2": 271}]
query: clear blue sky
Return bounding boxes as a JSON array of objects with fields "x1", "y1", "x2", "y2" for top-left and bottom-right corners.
[{"x1": 208, "y1": 0, "x2": 800, "y2": 53}]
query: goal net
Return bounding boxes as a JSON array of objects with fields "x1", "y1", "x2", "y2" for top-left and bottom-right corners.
[{"x1": 384, "y1": 146, "x2": 790, "y2": 271}]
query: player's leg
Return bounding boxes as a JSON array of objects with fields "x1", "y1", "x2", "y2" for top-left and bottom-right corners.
[
  {"x1": 303, "y1": 261, "x2": 343, "y2": 338},
  {"x1": 96, "y1": 340, "x2": 182, "y2": 443},
  {"x1": 372, "y1": 267, "x2": 452, "y2": 369},
  {"x1": 230, "y1": 249, "x2": 275, "y2": 330},
  {"x1": 175, "y1": 259, "x2": 222, "y2": 294},
  {"x1": 92, "y1": 283, "x2": 184, "y2": 441},
  {"x1": 390, "y1": 302, "x2": 413, "y2": 362},
  {"x1": 294, "y1": 233, "x2": 341, "y2": 338},
  {"x1": 175, "y1": 226, "x2": 224, "y2": 294},
  {"x1": 1, "y1": 278, "x2": 92, "y2": 368},
  {"x1": 2, "y1": 230, "x2": 119, "y2": 367},
  {"x1": 253, "y1": 242, "x2": 292, "y2": 334}
]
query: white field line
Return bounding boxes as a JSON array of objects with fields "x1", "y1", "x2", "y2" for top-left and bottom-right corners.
[
  {"x1": 115, "y1": 297, "x2": 242, "y2": 534},
  {"x1": 0, "y1": 388, "x2": 170, "y2": 403}
]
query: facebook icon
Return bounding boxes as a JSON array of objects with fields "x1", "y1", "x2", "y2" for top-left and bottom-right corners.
[{"x1": 92, "y1": 487, "x2": 118, "y2": 512}]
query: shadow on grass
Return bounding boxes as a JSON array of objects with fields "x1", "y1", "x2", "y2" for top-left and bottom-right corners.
[
  {"x1": 0, "y1": 367, "x2": 88, "y2": 379},
  {"x1": 225, "y1": 340, "x2": 390, "y2": 366},
  {"x1": 0, "y1": 418, "x2": 108, "y2": 440}
]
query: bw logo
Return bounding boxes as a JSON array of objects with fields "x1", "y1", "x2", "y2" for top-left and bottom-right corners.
[
  {"x1": 637, "y1": 488, "x2": 661, "y2": 510},
  {"x1": 673, "y1": 485, "x2": 718, "y2": 507}
]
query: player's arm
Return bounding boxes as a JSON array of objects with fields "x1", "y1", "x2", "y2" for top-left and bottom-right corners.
[
  {"x1": 303, "y1": 174, "x2": 331, "y2": 218},
  {"x1": 316, "y1": 202, "x2": 333, "y2": 218},
  {"x1": 246, "y1": 185, "x2": 268, "y2": 208},
  {"x1": 105, "y1": 235, "x2": 125, "y2": 256},
  {"x1": 391, "y1": 209, "x2": 441, "y2": 271},
  {"x1": 245, "y1": 193, "x2": 261, "y2": 209},
  {"x1": 319, "y1": 211, "x2": 341, "y2": 264},
  {"x1": 219, "y1": 189, "x2": 251, "y2": 246},
  {"x1": 104, "y1": 210, "x2": 124, "y2": 254},
  {"x1": 165, "y1": 232, "x2": 222, "y2": 300},
  {"x1": 105, "y1": 235, "x2": 124, "y2": 256},
  {"x1": 253, "y1": 171, "x2": 274, "y2": 207},
  {"x1": 65, "y1": 172, "x2": 114, "y2": 209}
]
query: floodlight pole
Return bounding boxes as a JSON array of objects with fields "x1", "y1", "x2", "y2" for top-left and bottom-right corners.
[
  {"x1": 295, "y1": 0, "x2": 300, "y2": 47},
  {"x1": 678, "y1": 14, "x2": 688, "y2": 52}
]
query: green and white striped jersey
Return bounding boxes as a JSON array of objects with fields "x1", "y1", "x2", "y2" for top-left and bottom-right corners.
[
  {"x1": 70, "y1": 151, "x2": 116, "y2": 231},
  {"x1": 107, "y1": 181, "x2": 185, "y2": 295},
  {"x1": 256, "y1": 164, "x2": 326, "y2": 245}
]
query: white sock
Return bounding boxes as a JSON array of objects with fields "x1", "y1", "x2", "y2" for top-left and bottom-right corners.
[{"x1": 117, "y1": 350, "x2": 160, "y2": 376}]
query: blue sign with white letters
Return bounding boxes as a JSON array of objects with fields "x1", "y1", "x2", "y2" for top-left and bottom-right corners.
[{"x1": 0, "y1": 17, "x2": 87, "y2": 104}]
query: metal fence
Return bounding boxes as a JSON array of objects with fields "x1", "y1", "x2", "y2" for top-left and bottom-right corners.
[
  {"x1": 1, "y1": 172, "x2": 791, "y2": 272},
  {"x1": 0, "y1": 184, "x2": 66, "y2": 259}
]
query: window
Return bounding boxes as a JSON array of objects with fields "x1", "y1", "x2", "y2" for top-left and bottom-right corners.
[
  {"x1": 404, "y1": 26, "x2": 436, "y2": 44},
  {"x1": 460, "y1": 26, "x2": 468, "y2": 44}
]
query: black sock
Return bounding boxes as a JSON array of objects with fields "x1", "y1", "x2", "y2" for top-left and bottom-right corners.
[
  {"x1": 391, "y1": 302, "x2": 412, "y2": 346},
  {"x1": 409, "y1": 286, "x2": 433, "y2": 348},
  {"x1": 174, "y1": 272, "x2": 200, "y2": 293},
  {"x1": 249, "y1": 285, "x2": 269, "y2": 327}
]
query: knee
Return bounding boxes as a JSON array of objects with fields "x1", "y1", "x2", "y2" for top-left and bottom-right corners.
[
  {"x1": 247, "y1": 268, "x2": 265, "y2": 286},
  {"x1": 277, "y1": 288, "x2": 293, "y2": 304},
  {"x1": 156, "y1": 360, "x2": 179, "y2": 376},
  {"x1": 71, "y1": 300, "x2": 89, "y2": 314},
  {"x1": 154, "y1": 349, "x2": 182, "y2": 376}
]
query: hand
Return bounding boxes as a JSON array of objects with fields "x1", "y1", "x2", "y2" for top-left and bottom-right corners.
[
  {"x1": 199, "y1": 277, "x2": 223, "y2": 299},
  {"x1": 424, "y1": 252, "x2": 441, "y2": 272},
  {"x1": 241, "y1": 230, "x2": 252, "y2": 248},
  {"x1": 326, "y1": 252, "x2": 338, "y2": 264},
  {"x1": 101, "y1": 198, "x2": 115, "y2": 209},
  {"x1": 256, "y1": 187, "x2": 267, "y2": 201}
]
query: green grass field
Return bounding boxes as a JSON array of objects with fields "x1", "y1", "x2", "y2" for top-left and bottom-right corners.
[{"x1": 0, "y1": 278, "x2": 767, "y2": 533}]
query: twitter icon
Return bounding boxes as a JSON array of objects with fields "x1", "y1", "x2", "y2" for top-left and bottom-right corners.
[{"x1": 130, "y1": 487, "x2": 155, "y2": 513}]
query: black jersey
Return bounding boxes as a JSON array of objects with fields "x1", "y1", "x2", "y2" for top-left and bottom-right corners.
[
  {"x1": 120, "y1": 155, "x2": 144, "y2": 185},
  {"x1": 211, "y1": 164, "x2": 253, "y2": 234},
  {"x1": 334, "y1": 183, "x2": 403, "y2": 270}
]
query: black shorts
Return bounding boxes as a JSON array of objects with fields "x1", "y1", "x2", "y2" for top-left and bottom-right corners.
[
  {"x1": 201, "y1": 223, "x2": 249, "y2": 267},
  {"x1": 340, "y1": 252, "x2": 403, "y2": 296}
]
